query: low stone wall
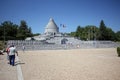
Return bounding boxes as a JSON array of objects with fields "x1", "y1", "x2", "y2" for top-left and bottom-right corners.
[{"x1": 7, "y1": 40, "x2": 120, "y2": 50}]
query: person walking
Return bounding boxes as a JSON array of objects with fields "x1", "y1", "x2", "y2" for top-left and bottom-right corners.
[
  {"x1": 22, "y1": 45, "x2": 25, "y2": 52},
  {"x1": 8, "y1": 45, "x2": 18, "y2": 66}
]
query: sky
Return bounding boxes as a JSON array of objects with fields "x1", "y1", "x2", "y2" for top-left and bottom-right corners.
[{"x1": 0, "y1": 0, "x2": 120, "y2": 34}]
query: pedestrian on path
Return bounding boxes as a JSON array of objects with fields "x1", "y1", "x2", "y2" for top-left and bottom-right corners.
[
  {"x1": 22, "y1": 45, "x2": 25, "y2": 52},
  {"x1": 8, "y1": 45, "x2": 18, "y2": 66}
]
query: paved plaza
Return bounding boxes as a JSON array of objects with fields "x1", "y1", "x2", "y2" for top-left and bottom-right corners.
[
  {"x1": 1, "y1": 48, "x2": 119, "y2": 80},
  {"x1": 0, "y1": 53, "x2": 18, "y2": 80}
]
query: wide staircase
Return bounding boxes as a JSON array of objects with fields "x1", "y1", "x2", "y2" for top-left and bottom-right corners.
[{"x1": 7, "y1": 39, "x2": 120, "y2": 51}]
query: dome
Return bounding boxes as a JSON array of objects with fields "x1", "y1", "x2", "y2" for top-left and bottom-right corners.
[
  {"x1": 45, "y1": 18, "x2": 59, "y2": 34},
  {"x1": 45, "y1": 18, "x2": 58, "y2": 29}
]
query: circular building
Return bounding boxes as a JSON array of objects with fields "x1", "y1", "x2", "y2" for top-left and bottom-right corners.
[{"x1": 44, "y1": 18, "x2": 59, "y2": 35}]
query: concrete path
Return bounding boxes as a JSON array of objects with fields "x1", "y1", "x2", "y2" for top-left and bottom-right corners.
[
  {"x1": 0, "y1": 53, "x2": 24, "y2": 80},
  {"x1": 16, "y1": 56, "x2": 24, "y2": 80}
]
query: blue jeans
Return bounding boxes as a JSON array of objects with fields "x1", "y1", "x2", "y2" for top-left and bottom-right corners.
[{"x1": 9, "y1": 55, "x2": 15, "y2": 66}]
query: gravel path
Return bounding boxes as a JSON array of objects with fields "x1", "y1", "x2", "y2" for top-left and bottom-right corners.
[{"x1": 19, "y1": 48, "x2": 120, "y2": 80}]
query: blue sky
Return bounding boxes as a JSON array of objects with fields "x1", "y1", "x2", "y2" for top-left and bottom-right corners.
[{"x1": 0, "y1": 0, "x2": 120, "y2": 33}]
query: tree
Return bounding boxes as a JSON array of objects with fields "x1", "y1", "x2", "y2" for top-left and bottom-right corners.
[
  {"x1": 26, "y1": 27, "x2": 33, "y2": 37},
  {"x1": 116, "y1": 31, "x2": 120, "y2": 41},
  {"x1": 70, "y1": 32, "x2": 76, "y2": 37},
  {"x1": 33, "y1": 33, "x2": 40, "y2": 36},
  {"x1": 75, "y1": 26, "x2": 80, "y2": 38},
  {"x1": 105, "y1": 27, "x2": 115, "y2": 40},
  {"x1": 17, "y1": 20, "x2": 33, "y2": 40},
  {"x1": 85, "y1": 25, "x2": 98, "y2": 40},
  {"x1": 0, "y1": 21, "x2": 18, "y2": 40},
  {"x1": 70, "y1": 25, "x2": 98, "y2": 40},
  {"x1": 99, "y1": 20, "x2": 108, "y2": 40},
  {"x1": 75, "y1": 26, "x2": 83, "y2": 39},
  {"x1": 0, "y1": 25, "x2": 3, "y2": 40}
]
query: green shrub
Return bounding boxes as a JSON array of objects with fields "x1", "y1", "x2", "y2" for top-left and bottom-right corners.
[{"x1": 117, "y1": 47, "x2": 120, "y2": 57}]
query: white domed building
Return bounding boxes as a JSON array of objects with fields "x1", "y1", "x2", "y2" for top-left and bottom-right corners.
[
  {"x1": 26, "y1": 18, "x2": 63, "y2": 40},
  {"x1": 44, "y1": 18, "x2": 59, "y2": 35}
]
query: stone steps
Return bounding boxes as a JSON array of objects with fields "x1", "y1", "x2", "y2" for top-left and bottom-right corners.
[{"x1": 7, "y1": 40, "x2": 120, "y2": 51}]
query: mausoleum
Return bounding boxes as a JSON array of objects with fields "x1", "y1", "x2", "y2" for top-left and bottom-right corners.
[
  {"x1": 44, "y1": 18, "x2": 59, "y2": 35},
  {"x1": 26, "y1": 18, "x2": 63, "y2": 41}
]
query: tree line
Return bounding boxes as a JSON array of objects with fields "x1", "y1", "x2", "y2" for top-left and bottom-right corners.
[
  {"x1": 0, "y1": 20, "x2": 33, "y2": 40},
  {"x1": 69, "y1": 20, "x2": 120, "y2": 41},
  {"x1": 0, "y1": 20, "x2": 120, "y2": 41}
]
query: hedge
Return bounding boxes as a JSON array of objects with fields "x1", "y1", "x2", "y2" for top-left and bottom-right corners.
[{"x1": 117, "y1": 47, "x2": 120, "y2": 57}]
